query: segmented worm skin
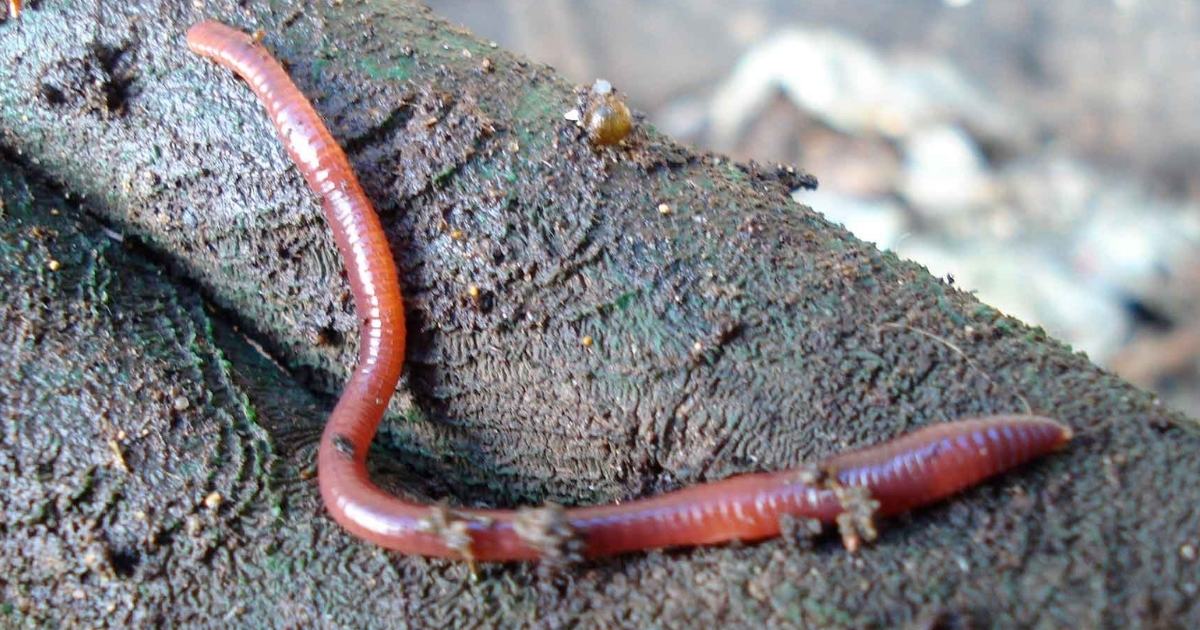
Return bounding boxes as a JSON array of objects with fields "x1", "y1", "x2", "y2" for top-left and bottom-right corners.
[{"x1": 187, "y1": 20, "x2": 1072, "y2": 562}]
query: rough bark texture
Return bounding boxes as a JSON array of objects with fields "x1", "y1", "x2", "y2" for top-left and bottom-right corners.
[{"x1": 1, "y1": 1, "x2": 1197, "y2": 628}]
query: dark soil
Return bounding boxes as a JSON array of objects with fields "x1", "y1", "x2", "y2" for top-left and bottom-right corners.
[{"x1": 1, "y1": 1, "x2": 1197, "y2": 627}]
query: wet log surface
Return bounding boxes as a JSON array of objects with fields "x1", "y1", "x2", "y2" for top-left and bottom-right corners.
[{"x1": 1, "y1": 1, "x2": 1197, "y2": 627}]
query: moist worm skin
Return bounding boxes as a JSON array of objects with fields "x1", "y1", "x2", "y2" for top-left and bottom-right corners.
[{"x1": 187, "y1": 20, "x2": 1072, "y2": 562}]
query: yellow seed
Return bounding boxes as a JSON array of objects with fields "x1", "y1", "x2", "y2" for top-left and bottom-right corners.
[
  {"x1": 581, "y1": 336, "x2": 594, "y2": 347},
  {"x1": 657, "y1": 203, "x2": 671, "y2": 215},
  {"x1": 467, "y1": 285, "x2": 481, "y2": 298},
  {"x1": 47, "y1": 259, "x2": 61, "y2": 271},
  {"x1": 585, "y1": 85, "x2": 633, "y2": 146},
  {"x1": 204, "y1": 492, "x2": 223, "y2": 510},
  {"x1": 450, "y1": 229, "x2": 464, "y2": 241}
]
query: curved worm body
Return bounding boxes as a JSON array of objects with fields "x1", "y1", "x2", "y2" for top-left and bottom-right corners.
[{"x1": 187, "y1": 20, "x2": 1072, "y2": 562}]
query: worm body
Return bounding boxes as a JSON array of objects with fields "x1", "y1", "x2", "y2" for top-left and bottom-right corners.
[
  {"x1": 187, "y1": 20, "x2": 1072, "y2": 563},
  {"x1": 8, "y1": 0, "x2": 20, "y2": 20}
]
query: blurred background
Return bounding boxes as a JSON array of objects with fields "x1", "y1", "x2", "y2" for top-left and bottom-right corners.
[{"x1": 427, "y1": 0, "x2": 1200, "y2": 417}]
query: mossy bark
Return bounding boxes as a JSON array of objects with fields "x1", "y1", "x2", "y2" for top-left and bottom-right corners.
[{"x1": 1, "y1": 1, "x2": 1197, "y2": 627}]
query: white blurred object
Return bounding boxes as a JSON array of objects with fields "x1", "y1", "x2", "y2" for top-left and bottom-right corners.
[
  {"x1": 1003, "y1": 154, "x2": 1099, "y2": 228},
  {"x1": 710, "y1": 22, "x2": 1200, "y2": 370},
  {"x1": 898, "y1": 239, "x2": 1129, "y2": 360},
  {"x1": 889, "y1": 57, "x2": 1024, "y2": 143},
  {"x1": 710, "y1": 28, "x2": 891, "y2": 146},
  {"x1": 1005, "y1": 153, "x2": 1200, "y2": 308},
  {"x1": 901, "y1": 124, "x2": 995, "y2": 216},
  {"x1": 793, "y1": 189, "x2": 907, "y2": 251},
  {"x1": 1070, "y1": 187, "x2": 1200, "y2": 302},
  {"x1": 710, "y1": 27, "x2": 1026, "y2": 147}
]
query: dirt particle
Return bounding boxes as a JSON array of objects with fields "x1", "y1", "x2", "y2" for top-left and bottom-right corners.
[
  {"x1": 913, "y1": 608, "x2": 978, "y2": 630},
  {"x1": 449, "y1": 228, "x2": 464, "y2": 241},
  {"x1": 1182, "y1": 544, "x2": 1197, "y2": 561},
  {"x1": 657, "y1": 203, "x2": 672, "y2": 215},
  {"x1": 833, "y1": 484, "x2": 881, "y2": 552},
  {"x1": 584, "y1": 80, "x2": 633, "y2": 146},
  {"x1": 481, "y1": 57, "x2": 493, "y2": 73},
  {"x1": 333, "y1": 434, "x2": 356, "y2": 458},
  {"x1": 467, "y1": 285, "x2": 494, "y2": 313},
  {"x1": 513, "y1": 503, "x2": 584, "y2": 568},
  {"x1": 204, "y1": 492, "x2": 223, "y2": 510},
  {"x1": 39, "y1": 43, "x2": 139, "y2": 115},
  {"x1": 312, "y1": 325, "x2": 342, "y2": 347},
  {"x1": 416, "y1": 505, "x2": 476, "y2": 566},
  {"x1": 793, "y1": 464, "x2": 823, "y2": 485},
  {"x1": 172, "y1": 396, "x2": 190, "y2": 411},
  {"x1": 778, "y1": 513, "x2": 824, "y2": 550},
  {"x1": 47, "y1": 259, "x2": 61, "y2": 271}
]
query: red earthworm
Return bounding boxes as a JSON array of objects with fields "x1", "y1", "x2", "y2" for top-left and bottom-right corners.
[{"x1": 186, "y1": 20, "x2": 1072, "y2": 563}]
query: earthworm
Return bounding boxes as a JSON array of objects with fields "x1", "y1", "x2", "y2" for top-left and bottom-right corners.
[
  {"x1": 7, "y1": 0, "x2": 20, "y2": 20},
  {"x1": 186, "y1": 20, "x2": 1072, "y2": 563}
]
